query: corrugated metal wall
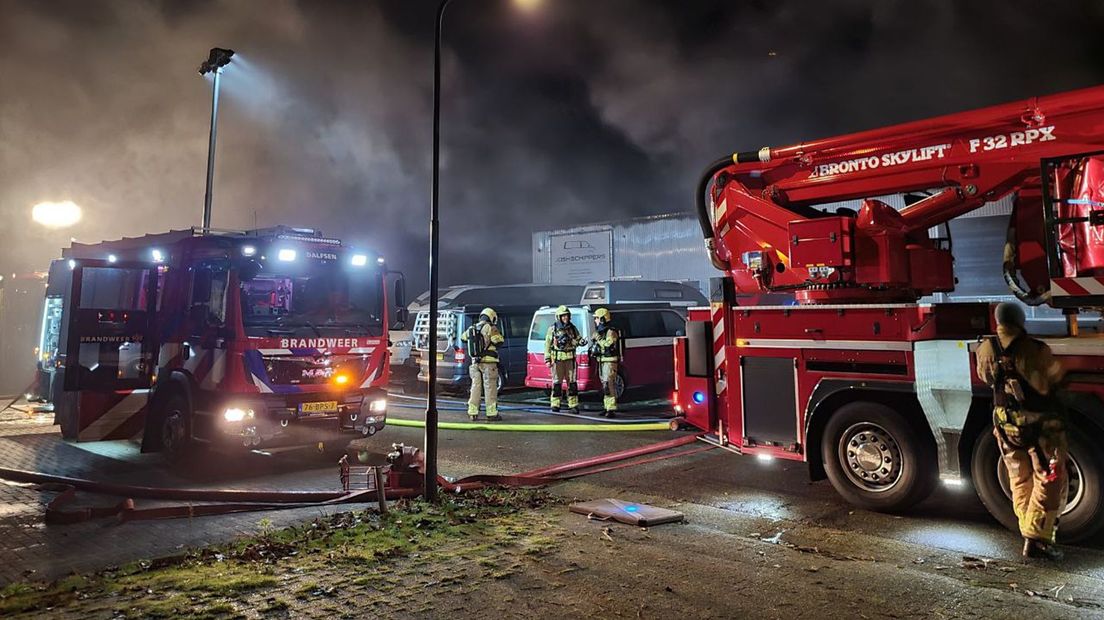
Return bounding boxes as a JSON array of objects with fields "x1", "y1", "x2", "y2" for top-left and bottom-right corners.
[{"x1": 533, "y1": 213, "x2": 717, "y2": 294}]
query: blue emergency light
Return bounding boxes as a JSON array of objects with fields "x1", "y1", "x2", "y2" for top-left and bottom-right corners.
[{"x1": 693, "y1": 391, "x2": 705, "y2": 404}]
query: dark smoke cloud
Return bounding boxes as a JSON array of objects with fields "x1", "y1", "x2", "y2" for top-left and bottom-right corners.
[{"x1": 2, "y1": 1, "x2": 1104, "y2": 295}]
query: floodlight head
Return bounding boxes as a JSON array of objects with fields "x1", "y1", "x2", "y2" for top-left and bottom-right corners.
[{"x1": 198, "y1": 47, "x2": 235, "y2": 75}]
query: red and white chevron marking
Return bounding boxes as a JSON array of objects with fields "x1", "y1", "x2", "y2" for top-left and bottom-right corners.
[
  {"x1": 1051, "y1": 276, "x2": 1104, "y2": 297},
  {"x1": 712, "y1": 303, "x2": 728, "y2": 395},
  {"x1": 77, "y1": 389, "x2": 150, "y2": 441}
]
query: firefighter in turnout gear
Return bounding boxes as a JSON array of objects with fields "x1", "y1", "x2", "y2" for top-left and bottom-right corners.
[
  {"x1": 976, "y1": 302, "x2": 1068, "y2": 560},
  {"x1": 545, "y1": 305, "x2": 586, "y2": 412},
  {"x1": 461, "y1": 307, "x2": 505, "y2": 421},
  {"x1": 591, "y1": 307, "x2": 621, "y2": 417}
]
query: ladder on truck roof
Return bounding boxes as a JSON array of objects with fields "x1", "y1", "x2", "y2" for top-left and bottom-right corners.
[{"x1": 60, "y1": 225, "x2": 331, "y2": 259}]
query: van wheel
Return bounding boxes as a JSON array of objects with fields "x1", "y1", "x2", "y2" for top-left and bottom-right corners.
[
  {"x1": 158, "y1": 392, "x2": 194, "y2": 463},
  {"x1": 971, "y1": 425, "x2": 1104, "y2": 543},
  {"x1": 613, "y1": 370, "x2": 626, "y2": 400},
  {"x1": 822, "y1": 402, "x2": 937, "y2": 512}
]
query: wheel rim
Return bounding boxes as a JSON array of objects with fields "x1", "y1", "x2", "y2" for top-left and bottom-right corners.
[
  {"x1": 996, "y1": 451, "x2": 1084, "y2": 517},
  {"x1": 838, "y1": 422, "x2": 904, "y2": 493},
  {"x1": 614, "y1": 375, "x2": 625, "y2": 399}
]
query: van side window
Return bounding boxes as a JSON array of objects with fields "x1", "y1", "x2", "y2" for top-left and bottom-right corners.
[
  {"x1": 530, "y1": 314, "x2": 556, "y2": 341},
  {"x1": 660, "y1": 311, "x2": 686, "y2": 336},
  {"x1": 502, "y1": 315, "x2": 529, "y2": 340},
  {"x1": 654, "y1": 289, "x2": 684, "y2": 299},
  {"x1": 625, "y1": 312, "x2": 665, "y2": 338}
]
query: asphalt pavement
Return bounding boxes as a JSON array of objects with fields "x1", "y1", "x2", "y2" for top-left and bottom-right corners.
[{"x1": 0, "y1": 387, "x2": 1102, "y2": 614}]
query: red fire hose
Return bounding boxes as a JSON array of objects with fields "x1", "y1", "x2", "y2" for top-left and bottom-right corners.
[{"x1": 0, "y1": 433, "x2": 708, "y2": 524}]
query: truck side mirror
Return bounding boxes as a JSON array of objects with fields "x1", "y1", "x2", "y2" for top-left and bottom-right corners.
[
  {"x1": 393, "y1": 276, "x2": 406, "y2": 308},
  {"x1": 392, "y1": 308, "x2": 409, "y2": 330}
]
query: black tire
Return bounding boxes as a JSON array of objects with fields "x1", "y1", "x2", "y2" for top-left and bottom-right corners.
[
  {"x1": 157, "y1": 392, "x2": 194, "y2": 463},
  {"x1": 613, "y1": 369, "x2": 626, "y2": 400},
  {"x1": 821, "y1": 402, "x2": 937, "y2": 512},
  {"x1": 971, "y1": 425, "x2": 1104, "y2": 544}
]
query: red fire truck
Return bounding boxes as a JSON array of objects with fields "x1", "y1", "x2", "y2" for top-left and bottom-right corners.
[
  {"x1": 673, "y1": 86, "x2": 1104, "y2": 541},
  {"x1": 36, "y1": 226, "x2": 406, "y2": 458}
]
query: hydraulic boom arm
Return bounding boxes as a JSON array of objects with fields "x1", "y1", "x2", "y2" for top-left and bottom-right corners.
[{"x1": 698, "y1": 85, "x2": 1104, "y2": 306}]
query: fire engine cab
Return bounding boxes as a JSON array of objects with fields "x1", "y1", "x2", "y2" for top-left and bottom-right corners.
[
  {"x1": 674, "y1": 86, "x2": 1104, "y2": 541},
  {"x1": 34, "y1": 226, "x2": 406, "y2": 458}
]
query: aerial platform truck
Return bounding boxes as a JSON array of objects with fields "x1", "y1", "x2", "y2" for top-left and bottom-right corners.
[
  {"x1": 35, "y1": 226, "x2": 406, "y2": 458},
  {"x1": 673, "y1": 86, "x2": 1104, "y2": 541}
]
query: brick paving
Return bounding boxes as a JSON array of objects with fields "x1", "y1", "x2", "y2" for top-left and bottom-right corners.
[
  {"x1": 0, "y1": 394, "x2": 667, "y2": 585},
  {"x1": 0, "y1": 404, "x2": 366, "y2": 585}
]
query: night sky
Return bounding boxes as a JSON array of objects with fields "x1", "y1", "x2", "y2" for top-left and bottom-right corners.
[{"x1": 3, "y1": 0, "x2": 1104, "y2": 294}]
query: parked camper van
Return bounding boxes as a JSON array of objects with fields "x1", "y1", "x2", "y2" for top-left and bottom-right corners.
[
  {"x1": 580, "y1": 280, "x2": 707, "y2": 308},
  {"x1": 525, "y1": 304, "x2": 688, "y2": 398},
  {"x1": 412, "y1": 284, "x2": 583, "y2": 390}
]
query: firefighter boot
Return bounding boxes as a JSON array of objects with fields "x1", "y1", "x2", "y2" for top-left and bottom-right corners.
[
  {"x1": 551, "y1": 384, "x2": 562, "y2": 412},
  {"x1": 568, "y1": 382, "x2": 579, "y2": 414},
  {"x1": 603, "y1": 395, "x2": 617, "y2": 418},
  {"x1": 1023, "y1": 538, "x2": 1064, "y2": 561}
]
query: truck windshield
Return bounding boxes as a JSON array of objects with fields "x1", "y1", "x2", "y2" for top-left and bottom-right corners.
[{"x1": 240, "y1": 266, "x2": 384, "y2": 337}]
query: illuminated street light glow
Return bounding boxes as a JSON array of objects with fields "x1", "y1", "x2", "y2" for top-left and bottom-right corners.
[
  {"x1": 31, "y1": 201, "x2": 82, "y2": 229},
  {"x1": 107, "y1": 254, "x2": 118, "y2": 264},
  {"x1": 513, "y1": 0, "x2": 542, "y2": 12}
]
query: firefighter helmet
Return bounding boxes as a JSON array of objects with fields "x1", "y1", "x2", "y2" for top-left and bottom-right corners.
[
  {"x1": 594, "y1": 307, "x2": 611, "y2": 321},
  {"x1": 479, "y1": 307, "x2": 498, "y2": 324},
  {"x1": 555, "y1": 305, "x2": 571, "y2": 318}
]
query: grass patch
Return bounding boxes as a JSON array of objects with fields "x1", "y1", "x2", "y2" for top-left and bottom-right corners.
[{"x1": 0, "y1": 487, "x2": 557, "y2": 618}]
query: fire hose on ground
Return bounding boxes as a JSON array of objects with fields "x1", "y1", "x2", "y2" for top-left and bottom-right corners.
[
  {"x1": 385, "y1": 418, "x2": 674, "y2": 432},
  {"x1": 0, "y1": 434, "x2": 710, "y2": 524},
  {"x1": 387, "y1": 391, "x2": 678, "y2": 426}
]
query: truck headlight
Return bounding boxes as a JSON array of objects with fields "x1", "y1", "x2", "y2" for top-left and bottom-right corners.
[
  {"x1": 224, "y1": 407, "x2": 254, "y2": 422},
  {"x1": 369, "y1": 398, "x2": 387, "y2": 413}
]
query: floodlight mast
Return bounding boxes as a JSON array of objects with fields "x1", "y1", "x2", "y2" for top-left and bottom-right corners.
[{"x1": 198, "y1": 47, "x2": 235, "y2": 232}]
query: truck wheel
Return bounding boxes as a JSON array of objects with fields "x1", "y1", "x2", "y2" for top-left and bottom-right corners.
[
  {"x1": 157, "y1": 392, "x2": 194, "y2": 463},
  {"x1": 822, "y1": 402, "x2": 937, "y2": 512},
  {"x1": 971, "y1": 425, "x2": 1104, "y2": 543}
]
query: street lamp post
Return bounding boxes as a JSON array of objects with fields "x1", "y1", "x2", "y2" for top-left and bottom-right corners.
[
  {"x1": 425, "y1": 0, "x2": 453, "y2": 503},
  {"x1": 198, "y1": 47, "x2": 235, "y2": 232},
  {"x1": 426, "y1": 0, "x2": 539, "y2": 502}
]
